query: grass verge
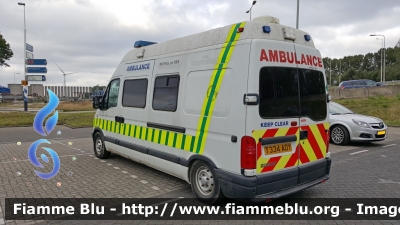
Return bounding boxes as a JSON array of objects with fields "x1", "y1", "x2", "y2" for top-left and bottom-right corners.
[
  {"x1": 0, "y1": 112, "x2": 95, "y2": 128},
  {"x1": 335, "y1": 96, "x2": 400, "y2": 126}
]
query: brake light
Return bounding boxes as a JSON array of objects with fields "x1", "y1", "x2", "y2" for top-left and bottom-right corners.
[
  {"x1": 326, "y1": 130, "x2": 330, "y2": 153},
  {"x1": 340, "y1": 86, "x2": 345, "y2": 90},
  {"x1": 241, "y1": 136, "x2": 257, "y2": 169}
]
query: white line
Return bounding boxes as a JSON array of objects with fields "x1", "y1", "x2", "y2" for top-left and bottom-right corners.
[
  {"x1": 160, "y1": 203, "x2": 168, "y2": 217},
  {"x1": 130, "y1": 175, "x2": 137, "y2": 178},
  {"x1": 349, "y1": 150, "x2": 369, "y2": 155},
  {"x1": 381, "y1": 155, "x2": 387, "y2": 157},
  {"x1": 383, "y1": 144, "x2": 396, "y2": 148},
  {"x1": 140, "y1": 180, "x2": 148, "y2": 184},
  {"x1": 170, "y1": 203, "x2": 177, "y2": 217},
  {"x1": 0, "y1": 153, "x2": 90, "y2": 164}
]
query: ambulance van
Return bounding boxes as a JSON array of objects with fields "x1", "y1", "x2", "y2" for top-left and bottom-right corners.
[{"x1": 92, "y1": 15, "x2": 331, "y2": 204}]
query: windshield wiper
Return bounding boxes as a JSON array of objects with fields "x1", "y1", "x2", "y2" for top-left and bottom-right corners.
[{"x1": 331, "y1": 113, "x2": 342, "y2": 115}]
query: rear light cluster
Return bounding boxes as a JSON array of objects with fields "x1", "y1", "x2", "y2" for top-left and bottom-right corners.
[
  {"x1": 326, "y1": 130, "x2": 330, "y2": 153},
  {"x1": 241, "y1": 136, "x2": 256, "y2": 169}
]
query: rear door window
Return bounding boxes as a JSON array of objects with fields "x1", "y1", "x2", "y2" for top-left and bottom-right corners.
[{"x1": 259, "y1": 67, "x2": 327, "y2": 121}]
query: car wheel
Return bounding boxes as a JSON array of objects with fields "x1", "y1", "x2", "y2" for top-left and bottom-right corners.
[
  {"x1": 93, "y1": 132, "x2": 111, "y2": 159},
  {"x1": 330, "y1": 125, "x2": 350, "y2": 145},
  {"x1": 190, "y1": 160, "x2": 224, "y2": 204}
]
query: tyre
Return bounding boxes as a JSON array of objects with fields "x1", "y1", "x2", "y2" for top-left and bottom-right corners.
[
  {"x1": 93, "y1": 132, "x2": 111, "y2": 159},
  {"x1": 190, "y1": 160, "x2": 224, "y2": 204},
  {"x1": 330, "y1": 125, "x2": 350, "y2": 145}
]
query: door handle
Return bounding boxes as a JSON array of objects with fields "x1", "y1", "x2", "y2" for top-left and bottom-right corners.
[
  {"x1": 114, "y1": 116, "x2": 125, "y2": 123},
  {"x1": 300, "y1": 130, "x2": 308, "y2": 140}
]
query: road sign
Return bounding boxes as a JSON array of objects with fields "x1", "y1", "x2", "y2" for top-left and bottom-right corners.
[
  {"x1": 21, "y1": 80, "x2": 28, "y2": 86},
  {"x1": 27, "y1": 59, "x2": 47, "y2": 65},
  {"x1": 27, "y1": 67, "x2": 47, "y2": 73},
  {"x1": 27, "y1": 75, "x2": 46, "y2": 81},
  {"x1": 23, "y1": 85, "x2": 28, "y2": 102},
  {"x1": 26, "y1": 51, "x2": 34, "y2": 59},
  {"x1": 26, "y1": 43, "x2": 33, "y2": 52}
]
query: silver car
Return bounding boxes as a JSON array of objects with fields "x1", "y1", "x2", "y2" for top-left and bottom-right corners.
[{"x1": 329, "y1": 101, "x2": 387, "y2": 145}]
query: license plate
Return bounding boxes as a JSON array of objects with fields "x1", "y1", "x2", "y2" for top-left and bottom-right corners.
[
  {"x1": 377, "y1": 130, "x2": 386, "y2": 135},
  {"x1": 264, "y1": 143, "x2": 292, "y2": 155}
]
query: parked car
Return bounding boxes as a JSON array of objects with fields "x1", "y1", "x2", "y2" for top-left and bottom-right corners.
[
  {"x1": 338, "y1": 79, "x2": 384, "y2": 89},
  {"x1": 329, "y1": 101, "x2": 386, "y2": 145}
]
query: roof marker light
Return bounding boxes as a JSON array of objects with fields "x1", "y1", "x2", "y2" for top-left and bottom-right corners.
[
  {"x1": 237, "y1": 27, "x2": 244, "y2": 33},
  {"x1": 304, "y1": 34, "x2": 311, "y2": 41},
  {"x1": 262, "y1": 26, "x2": 271, "y2": 33},
  {"x1": 134, "y1": 40, "x2": 157, "y2": 48}
]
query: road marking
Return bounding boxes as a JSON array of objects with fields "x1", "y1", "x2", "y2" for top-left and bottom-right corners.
[
  {"x1": 0, "y1": 153, "x2": 90, "y2": 164},
  {"x1": 140, "y1": 180, "x2": 148, "y2": 184},
  {"x1": 379, "y1": 179, "x2": 400, "y2": 184},
  {"x1": 381, "y1": 155, "x2": 387, "y2": 157},
  {"x1": 100, "y1": 160, "x2": 106, "y2": 163},
  {"x1": 383, "y1": 144, "x2": 396, "y2": 148},
  {"x1": 349, "y1": 150, "x2": 369, "y2": 155},
  {"x1": 113, "y1": 167, "x2": 120, "y2": 170},
  {"x1": 107, "y1": 163, "x2": 112, "y2": 166},
  {"x1": 130, "y1": 175, "x2": 137, "y2": 178},
  {"x1": 121, "y1": 171, "x2": 128, "y2": 174},
  {"x1": 151, "y1": 186, "x2": 160, "y2": 190}
]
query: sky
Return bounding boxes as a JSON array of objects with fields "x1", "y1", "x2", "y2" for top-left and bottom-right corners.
[{"x1": 1, "y1": 0, "x2": 400, "y2": 87}]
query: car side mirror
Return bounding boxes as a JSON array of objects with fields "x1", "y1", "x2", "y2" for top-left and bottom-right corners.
[
  {"x1": 327, "y1": 94, "x2": 331, "y2": 103},
  {"x1": 92, "y1": 97, "x2": 99, "y2": 109}
]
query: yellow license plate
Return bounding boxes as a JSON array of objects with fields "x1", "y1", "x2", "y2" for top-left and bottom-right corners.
[
  {"x1": 378, "y1": 130, "x2": 386, "y2": 135},
  {"x1": 264, "y1": 143, "x2": 292, "y2": 155}
]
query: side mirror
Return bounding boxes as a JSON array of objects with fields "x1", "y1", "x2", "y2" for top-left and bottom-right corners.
[
  {"x1": 327, "y1": 94, "x2": 331, "y2": 103},
  {"x1": 92, "y1": 97, "x2": 99, "y2": 109}
]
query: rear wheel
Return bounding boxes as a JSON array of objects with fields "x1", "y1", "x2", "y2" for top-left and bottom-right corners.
[
  {"x1": 190, "y1": 160, "x2": 223, "y2": 204},
  {"x1": 93, "y1": 132, "x2": 111, "y2": 159},
  {"x1": 330, "y1": 125, "x2": 350, "y2": 145}
]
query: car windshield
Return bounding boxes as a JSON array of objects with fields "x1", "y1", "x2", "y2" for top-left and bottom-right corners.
[{"x1": 329, "y1": 102, "x2": 354, "y2": 115}]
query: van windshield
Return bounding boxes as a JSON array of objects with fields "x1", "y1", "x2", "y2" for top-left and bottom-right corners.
[{"x1": 259, "y1": 67, "x2": 327, "y2": 121}]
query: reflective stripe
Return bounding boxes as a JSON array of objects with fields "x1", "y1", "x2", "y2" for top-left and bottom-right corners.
[{"x1": 194, "y1": 22, "x2": 246, "y2": 154}]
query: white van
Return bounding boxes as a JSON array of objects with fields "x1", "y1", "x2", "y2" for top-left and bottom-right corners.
[{"x1": 92, "y1": 15, "x2": 331, "y2": 204}]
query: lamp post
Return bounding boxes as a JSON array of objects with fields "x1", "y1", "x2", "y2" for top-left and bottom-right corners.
[
  {"x1": 330, "y1": 59, "x2": 332, "y2": 86},
  {"x1": 246, "y1": 1, "x2": 257, "y2": 20},
  {"x1": 370, "y1": 34, "x2": 385, "y2": 83},
  {"x1": 18, "y1": 2, "x2": 27, "y2": 111},
  {"x1": 296, "y1": 0, "x2": 299, "y2": 29},
  {"x1": 14, "y1": 73, "x2": 20, "y2": 84},
  {"x1": 376, "y1": 38, "x2": 383, "y2": 82}
]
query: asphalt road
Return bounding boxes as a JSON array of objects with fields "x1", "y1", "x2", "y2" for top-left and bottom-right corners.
[{"x1": 1, "y1": 126, "x2": 400, "y2": 224}]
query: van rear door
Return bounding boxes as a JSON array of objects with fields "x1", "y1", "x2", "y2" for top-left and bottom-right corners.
[
  {"x1": 246, "y1": 40, "x2": 300, "y2": 186},
  {"x1": 294, "y1": 44, "x2": 329, "y2": 184}
]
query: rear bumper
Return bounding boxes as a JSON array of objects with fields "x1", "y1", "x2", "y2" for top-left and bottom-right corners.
[{"x1": 215, "y1": 158, "x2": 331, "y2": 203}]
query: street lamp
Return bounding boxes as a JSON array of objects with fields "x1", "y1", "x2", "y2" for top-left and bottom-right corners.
[
  {"x1": 370, "y1": 34, "x2": 385, "y2": 83},
  {"x1": 14, "y1": 73, "x2": 20, "y2": 84},
  {"x1": 376, "y1": 38, "x2": 383, "y2": 82},
  {"x1": 18, "y1": 2, "x2": 27, "y2": 111},
  {"x1": 296, "y1": 0, "x2": 300, "y2": 29},
  {"x1": 246, "y1": 1, "x2": 257, "y2": 21}
]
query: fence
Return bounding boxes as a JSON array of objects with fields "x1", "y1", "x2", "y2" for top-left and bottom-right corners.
[{"x1": 329, "y1": 85, "x2": 400, "y2": 100}]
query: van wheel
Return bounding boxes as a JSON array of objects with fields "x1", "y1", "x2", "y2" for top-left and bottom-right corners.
[
  {"x1": 93, "y1": 132, "x2": 110, "y2": 159},
  {"x1": 190, "y1": 160, "x2": 224, "y2": 204},
  {"x1": 330, "y1": 125, "x2": 349, "y2": 145}
]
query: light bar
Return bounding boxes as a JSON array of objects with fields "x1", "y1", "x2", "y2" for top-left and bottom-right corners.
[
  {"x1": 134, "y1": 40, "x2": 157, "y2": 48},
  {"x1": 304, "y1": 34, "x2": 311, "y2": 41},
  {"x1": 262, "y1": 26, "x2": 271, "y2": 33}
]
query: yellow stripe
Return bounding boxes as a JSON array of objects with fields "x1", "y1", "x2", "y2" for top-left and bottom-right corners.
[
  {"x1": 147, "y1": 128, "x2": 153, "y2": 141},
  {"x1": 160, "y1": 131, "x2": 167, "y2": 144},
  {"x1": 309, "y1": 124, "x2": 326, "y2": 157},
  {"x1": 300, "y1": 140, "x2": 317, "y2": 162},
  {"x1": 184, "y1": 135, "x2": 192, "y2": 151}
]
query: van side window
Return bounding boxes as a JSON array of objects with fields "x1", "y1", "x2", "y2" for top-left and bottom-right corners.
[
  {"x1": 103, "y1": 79, "x2": 120, "y2": 109},
  {"x1": 122, "y1": 79, "x2": 148, "y2": 108},
  {"x1": 259, "y1": 67, "x2": 299, "y2": 118},
  {"x1": 152, "y1": 75, "x2": 180, "y2": 111}
]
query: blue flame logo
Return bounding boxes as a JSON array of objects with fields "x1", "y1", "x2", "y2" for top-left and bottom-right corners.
[
  {"x1": 33, "y1": 89, "x2": 59, "y2": 136},
  {"x1": 28, "y1": 89, "x2": 61, "y2": 180},
  {"x1": 28, "y1": 139, "x2": 60, "y2": 179}
]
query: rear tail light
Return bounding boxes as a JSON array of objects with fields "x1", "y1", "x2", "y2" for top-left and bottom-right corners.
[
  {"x1": 326, "y1": 130, "x2": 330, "y2": 153},
  {"x1": 241, "y1": 136, "x2": 257, "y2": 169},
  {"x1": 340, "y1": 86, "x2": 345, "y2": 89}
]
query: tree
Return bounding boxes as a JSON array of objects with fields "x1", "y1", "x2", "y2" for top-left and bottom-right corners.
[{"x1": 0, "y1": 34, "x2": 13, "y2": 67}]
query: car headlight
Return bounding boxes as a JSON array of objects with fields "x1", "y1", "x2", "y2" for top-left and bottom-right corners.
[{"x1": 352, "y1": 119, "x2": 371, "y2": 128}]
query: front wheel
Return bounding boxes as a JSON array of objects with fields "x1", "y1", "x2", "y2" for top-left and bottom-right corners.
[
  {"x1": 93, "y1": 132, "x2": 111, "y2": 159},
  {"x1": 190, "y1": 160, "x2": 224, "y2": 204},
  {"x1": 330, "y1": 125, "x2": 350, "y2": 145}
]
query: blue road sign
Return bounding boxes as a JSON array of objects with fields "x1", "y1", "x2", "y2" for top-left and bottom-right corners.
[
  {"x1": 27, "y1": 75, "x2": 46, "y2": 81},
  {"x1": 27, "y1": 67, "x2": 47, "y2": 73},
  {"x1": 27, "y1": 59, "x2": 47, "y2": 65},
  {"x1": 26, "y1": 43, "x2": 33, "y2": 52}
]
